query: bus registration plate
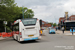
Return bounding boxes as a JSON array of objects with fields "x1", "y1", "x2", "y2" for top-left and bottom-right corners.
[{"x1": 28, "y1": 35, "x2": 34, "y2": 37}]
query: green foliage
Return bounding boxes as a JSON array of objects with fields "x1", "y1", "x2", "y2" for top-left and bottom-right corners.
[
  {"x1": 24, "y1": 8, "x2": 34, "y2": 18},
  {"x1": 58, "y1": 23, "x2": 60, "y2": 26},
  {"x1": 0, "y1": 0, "x2": 34, "y2": 32},
  {"x1": 48, "y1": 23, "x2": 53, "y2": 25},
  {"x1": 0, "y1": 0, "x2": 34, "y2": 22},
  {"x1": 48, "y1": 22, "x2": 57, "y2": 27},
  {"x1": 53, "y1": 23, "x2": 57, "y2": 27}
]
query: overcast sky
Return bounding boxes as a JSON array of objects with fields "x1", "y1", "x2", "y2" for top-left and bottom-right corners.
[{"x1": 15, "y1": 0, "x2": 75, "y2": 24}]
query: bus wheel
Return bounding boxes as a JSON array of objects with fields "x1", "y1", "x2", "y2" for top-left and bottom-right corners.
[
  {"x1": 16, "y1": 36, "x2": 18, "y2": 41},
  {"x1": 18, "y1": 39, "x2": 22, "y2": 43},
  {"x1": 18, "y1": 41, "x2": 22, "y2": 43},
  {"x1": 17, "y1": 37, "x2": 21, "y2": 43},
  {"x1": 32, "y1": 40, "x2": 36, "y2": 42}
]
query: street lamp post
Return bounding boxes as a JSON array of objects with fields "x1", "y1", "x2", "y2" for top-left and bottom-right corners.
[
  {"x1": 28, "y1": 14, "x2": 29, "y2": 18},
  {"x1": 3, "y1": 21, "x2": 7, "y2": 32},
  {"x1": 22, "y1": 6, "x2": 24, "y2": 19}
]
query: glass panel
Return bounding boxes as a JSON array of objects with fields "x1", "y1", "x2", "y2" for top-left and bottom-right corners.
[{"x1": 22, "y1": 18, "x2": 37, "y2": 26}]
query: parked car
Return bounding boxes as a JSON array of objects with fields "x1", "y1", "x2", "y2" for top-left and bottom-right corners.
[{"x1": 49, "y1": 27, "x2": 55, "y2": 34}]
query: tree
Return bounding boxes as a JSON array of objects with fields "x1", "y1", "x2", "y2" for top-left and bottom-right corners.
[
  {"x1": 53, "y1": 23, "x2": 57, "y2": 27},
  {"x1": 0, "y1": 0, "x2": 16, "y2": 7},
  {"x1": 0, "y1": 0, "x2": 34, "y2": 22},
  {"x1": 0, "y1": 0, "x2": 34, "y2": 32},
  {"x1": 0, "y1": 0, "x2": 17, "y2": 21},
  {"x1": 24, "y1": 8, "x2": 34, "y2": 18},
  {"x1": 48, "y1": 23, "x2": 53, "y2": 25}
]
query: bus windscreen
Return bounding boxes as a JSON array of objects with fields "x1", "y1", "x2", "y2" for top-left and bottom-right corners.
[{"x1": 22, "y1": 18, "x2": 37, "y2": 26}]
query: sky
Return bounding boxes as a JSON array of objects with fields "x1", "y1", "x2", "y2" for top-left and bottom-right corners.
[{"x1": 15, "y1": 0, "x2": 75, "y2": 24}]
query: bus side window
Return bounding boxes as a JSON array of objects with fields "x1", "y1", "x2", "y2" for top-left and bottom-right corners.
[
  {"x1": 13, "y1": 27, "x2": 15, "y2": 31},
  {"x1": 16, "y1": 26, "x2": 19, "y2": 30}
]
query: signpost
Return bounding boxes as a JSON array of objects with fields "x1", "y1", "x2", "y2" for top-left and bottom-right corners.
[
  {"x1": 3, "y1": 21, "x2": 7, "y2": 32},
  {"x1": 22, "y1": 6, "x2": 24, "y2": 19}
]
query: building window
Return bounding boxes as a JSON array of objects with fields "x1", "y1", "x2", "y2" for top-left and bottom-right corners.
[{"x1": 71, "y1": 17, "x2": 75, "y2": 20}]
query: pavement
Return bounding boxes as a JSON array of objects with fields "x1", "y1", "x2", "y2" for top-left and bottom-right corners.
[
  {"x1": 0, "y1": 37, "x2": 12, "y2": 41},
  {"x1": 0, "y1": 37, "x2": 6, "y2": 41},
  {"x1": 56, "y1": 30, "x2": 75, "y2": 35}
]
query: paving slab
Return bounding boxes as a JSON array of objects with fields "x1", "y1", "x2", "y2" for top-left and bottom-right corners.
[
  {"x1": 56, "y1": 30, "x2": 75, "y2": 35},
  {"x1": 0, "y1": 37, "x2": 6, "y2": 41}
]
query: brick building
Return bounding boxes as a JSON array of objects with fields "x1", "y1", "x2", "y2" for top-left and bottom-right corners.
[
  {"x1": 58, "y1": 15, "x2": 75, "y2": 30},
  {"x1": 59, "y1": 17, "x2": 65, "y2": 23},
  {"x1": 59, "y1": 15, "x2": 75, "y2": 23},
  {"x1": 69, "y1": 15, "x2": 75, "y2": 21},
  {"x1": 42, "y1": 21, "x2": 51, "y2": 27}
]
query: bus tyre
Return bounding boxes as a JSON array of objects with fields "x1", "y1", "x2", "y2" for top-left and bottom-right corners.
[
  {"x1": 16, "y1": 36, "x2": 18, "y2": 41},
  {"x1": 18, "y1": 39, "x2": 22, "y2": 43},
  {"x1": 18, "y1": 41, "x2": 21, "y2": 43},
  {"x1": 32, "y1": 40, "x2": 36, "y2": 42},
  {"x1": 17, "y1": 37, "x2": 21, "y2": 43}
]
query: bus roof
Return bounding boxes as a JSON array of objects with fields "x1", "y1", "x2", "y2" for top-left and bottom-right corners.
[
  {"x1": 13, "y1": 18, "x2": 38, "y2": 25},
  {"x1": 14, "y1": 19, "x2": 21, "y2": 25}
]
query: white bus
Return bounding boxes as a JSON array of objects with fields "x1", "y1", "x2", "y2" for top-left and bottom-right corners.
[{"x1": 12, "y1": 18, "x2": 41, "y2": 42}]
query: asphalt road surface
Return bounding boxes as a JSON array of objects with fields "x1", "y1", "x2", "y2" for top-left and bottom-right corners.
[{"x1": 0, "y1": 30, "x2": 75, "y2": 50}]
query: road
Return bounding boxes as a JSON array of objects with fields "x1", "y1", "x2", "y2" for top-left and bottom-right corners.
[{"x1": 0, "y1": 30, "x2": 75, "y2": 50}]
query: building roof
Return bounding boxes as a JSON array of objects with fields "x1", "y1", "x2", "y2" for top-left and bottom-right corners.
[
  {"x1": 59, "y1": 17, "x2": 64, "y2": 19},
  {"x1": 70, "y1": 15, "x2": 75, "y2": 17},
  {"x1": 42, "y1": 21, "x2": 47, "y2": 24}
]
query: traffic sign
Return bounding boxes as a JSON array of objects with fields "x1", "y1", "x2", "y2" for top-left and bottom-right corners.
[{"x1": 3, "y1": 21, "x2": 7, "y2": 25}]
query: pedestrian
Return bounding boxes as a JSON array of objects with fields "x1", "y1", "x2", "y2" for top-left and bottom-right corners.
[
  {"x1": 71, "y1": 27, "x2": 73, "y2": 35},
  {"x1": 56, "y1": 26, "x2": 57, "y2": 31},
  {"x1": 40, "y1": 29, "x2": 42, "y2": 36},
  {"x1": 62, "y1": 26, "x2": 64, "y2": 33}
]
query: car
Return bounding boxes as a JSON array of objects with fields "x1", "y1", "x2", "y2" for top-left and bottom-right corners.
[{"x1": 49, "y1": 27, "x2": 55, "y2": 34}]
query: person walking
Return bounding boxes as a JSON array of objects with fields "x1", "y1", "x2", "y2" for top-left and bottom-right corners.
[
  {"x1": 40, "y1": 29, "x2": 42, "y2": 36},
  {"x1": 62, "y1": 26, "x2": 64, "y2": 33},
  {"x1": 71, "y1": 27, "x2": 73, "y2": 35},
  {"x1": 56, "y1": 26, "x2": 57, "y2": 31}
]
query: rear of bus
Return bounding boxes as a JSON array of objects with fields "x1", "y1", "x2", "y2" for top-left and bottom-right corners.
[{"x1": 19, "y1": 18, "x2": 41, "y2": 41}]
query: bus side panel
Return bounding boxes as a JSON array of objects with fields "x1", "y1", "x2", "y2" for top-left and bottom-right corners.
[{"x1": 13, "y1": 22, "x2": 19, "y2": 41}]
